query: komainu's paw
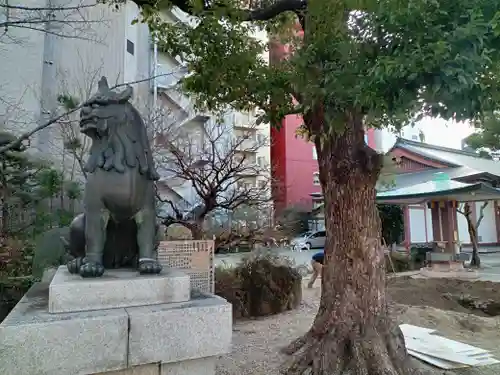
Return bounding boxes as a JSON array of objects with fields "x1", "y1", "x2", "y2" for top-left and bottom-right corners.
[
  {"x1": 138, "y1": 259, "x2": 162, "y2": 274},
  {"x1": 67, "y1": 257, "x2": 84, "y2": 274},
  {"x1": 79, "y1": 261, "x2": 105, "y2": 278}
]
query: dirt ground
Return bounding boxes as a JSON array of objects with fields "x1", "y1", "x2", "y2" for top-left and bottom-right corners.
[
  {"x1": 388, "y1": 277, "x2": 500, "y2": 316},
  {"x1": 216, "y1": 277, "x2": 500, "y2": 375}
]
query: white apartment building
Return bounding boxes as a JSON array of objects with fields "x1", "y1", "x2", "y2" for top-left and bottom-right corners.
[
  {"x1": 231, "y1": 110, "x2": 271, "y2": 192},
  {"x1": 372, "y1": 124, "x2": 426, "y2": 152},
  {"x1": 0, "y1": 0, "x2": 271, "y2": 215},
  {"x1": 0, "y1": 0, "x2": 153, "y2": 165}
]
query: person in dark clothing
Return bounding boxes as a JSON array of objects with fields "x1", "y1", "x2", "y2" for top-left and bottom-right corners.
[{"x1": 308, "y1": 251, "x2": 324, "y2": 288}]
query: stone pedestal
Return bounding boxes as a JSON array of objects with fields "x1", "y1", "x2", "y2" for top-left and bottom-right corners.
[
  {"x1": 0, "y1": 267, "x2": 232, "y2": 375},
  {"x1": 49, "y1": 266, "x2": 191, "y2": 313}
]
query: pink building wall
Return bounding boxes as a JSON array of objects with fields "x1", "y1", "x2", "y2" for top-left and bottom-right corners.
[{"x1": 269, "y1": 35, "x2": 378, "y2": 212}]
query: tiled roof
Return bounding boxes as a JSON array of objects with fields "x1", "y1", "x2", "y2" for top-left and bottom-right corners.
[{"x1": 391, "y1": 138, "x2": 500, "y2": 176}]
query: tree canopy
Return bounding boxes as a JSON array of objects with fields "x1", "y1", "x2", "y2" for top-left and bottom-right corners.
[
  {"x1": 135, "y1": 0, "x2": 500, "y2": 138},
  {"x1": 124, "y1": 0, "x2": 500, "y2": 373},
  {"x1": 464, "y1": 111, "x2": 500, "y2": 158}
]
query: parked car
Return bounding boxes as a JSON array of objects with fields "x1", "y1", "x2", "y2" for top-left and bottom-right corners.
[{"x1": 291, "y1": 230, "x2": 326, "y2": 251}]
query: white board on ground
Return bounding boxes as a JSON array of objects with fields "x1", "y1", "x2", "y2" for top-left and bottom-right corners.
[
  {"x1": 405, "y1": 337, "x2": 497, "y2": 367},
  {"x1": 399, "y1": 324, "x2": 500, "y2": 369},
  {"x1": 407, "y1": 349, "x2": 468, "y2": 370},
  {"x1": 399, "y1": 324, "x2": 436, "y2": 337}
]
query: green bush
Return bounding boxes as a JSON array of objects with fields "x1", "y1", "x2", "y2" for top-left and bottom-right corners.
[
  {"x1": 0, "y1": 238, "x2": 36, "y2": 323},
  {"x1": 215, "y1": 252, "x2": 302, "y2": 319},
  {"x1": 385, "y1": 252, "x2": 413, "y2": 273},
  {"x1": 31, "y1": 227, "x2": 70, "y2": 279}
]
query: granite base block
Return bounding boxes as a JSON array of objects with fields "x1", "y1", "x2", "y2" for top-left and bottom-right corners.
[
  {"x1": 49, "y1": 266, "x2": 191, "y2": 313},
  {"x1": 0, "y1": 283, "x2": 232, "y2": 375},
  {"x1": 161, "y1": 357, "x2": 216, "y2": 375},
  {"x1": 0, "y1": 283, "x2": 129, "y2": 375},
  {"x1": 127, "y1": 294, "x2": 232, "y2": 366}
]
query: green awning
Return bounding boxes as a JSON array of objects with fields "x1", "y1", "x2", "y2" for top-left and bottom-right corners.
[
  {"x1": 376, "y1": 180, "x2": 500, "y2": 205},
  {"x1": 312, "y1": 179, "x2": 500, "y2": 213}
]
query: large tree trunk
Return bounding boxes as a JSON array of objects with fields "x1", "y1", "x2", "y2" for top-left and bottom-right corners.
[{"x1": 283, "y1": 113, "x2": 412, "y2": 375}]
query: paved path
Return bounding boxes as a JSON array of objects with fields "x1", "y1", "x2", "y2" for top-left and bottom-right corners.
[
  {"x1": 215, "y1": 248, "x2": 319, "y2": 269},
  {"x1": 215, "y1": 249, "x2": 500, "y2": 282}
]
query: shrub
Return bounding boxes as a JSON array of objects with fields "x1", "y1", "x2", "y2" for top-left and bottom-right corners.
[
  {"x1": 215, "y1": 252, "x2": 302, "y2": 319},
  {"x1": 0, "y1": 238, "x2": 36, "y2": 322},
  {"x1": 31, "y1": 227, "x2": 69, "y2": 279},
  {"x1": 165, "y1": 224, "x2": 193, "y2": 240},
  {"x1": 385, "y1": 252, "x2": 413, "y2": 273}
]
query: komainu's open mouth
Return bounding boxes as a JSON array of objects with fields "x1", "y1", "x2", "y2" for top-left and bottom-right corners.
[{"x1": 80, "y1": 120, "x2": 99, "y2": 137}]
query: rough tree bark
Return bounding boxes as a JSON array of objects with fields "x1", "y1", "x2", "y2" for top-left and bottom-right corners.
[
  {"x1": 283, "y1": 112, "x2": 412, "y2": 375},
  {"x1": 458, "y1": 202, "x2": 488, "y2": 268}
]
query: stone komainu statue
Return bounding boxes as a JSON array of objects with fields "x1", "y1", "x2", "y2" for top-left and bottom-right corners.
[{"x1": 66, "y1": 76, "x2": 162, "y2": 278}]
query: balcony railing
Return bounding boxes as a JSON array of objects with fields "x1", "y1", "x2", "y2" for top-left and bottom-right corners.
[
  {"x1": 153, "y1": 64, "x2": 192, "y2": 110},
  {"x1": 235, "y1": 138, "x2": 258, "y2": 151},
  {"x1": 231, "y1": 111, "x2": 256, "y2": 128},
  {"x1": 154, "y1": 64, "x2": 187, "y2": 89}
]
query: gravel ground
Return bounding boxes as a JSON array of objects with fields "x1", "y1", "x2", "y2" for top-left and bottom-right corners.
[{"x1": 216, "y1": 278, "x2": 500, "y2": 375}]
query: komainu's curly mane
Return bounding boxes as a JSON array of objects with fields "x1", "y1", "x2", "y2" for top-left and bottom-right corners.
[{"x1": 84, "y1": 103, "x2": 159, "y2": 181}]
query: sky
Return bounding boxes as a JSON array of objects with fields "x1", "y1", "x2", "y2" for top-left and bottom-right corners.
[
  {"x1": 381, "y1": 117, "x2": 476, "y2": 151},
  {"x1": 417, "y1": 118, "x2": 475, "y2": 150}
]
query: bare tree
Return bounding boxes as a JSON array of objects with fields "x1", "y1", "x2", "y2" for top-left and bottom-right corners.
[
  {"x1": 457, "y1": 202, "x2": 488, "y2": 267},
  {"x1": 153, "y1": 112, "x2": 273, "y2": 239},
  {"x1": 0, "y1": 0, "x2": 105, "y2": 44},
  {"x1": 202, "y1": 204, "x2": 281, "y2": 252}
]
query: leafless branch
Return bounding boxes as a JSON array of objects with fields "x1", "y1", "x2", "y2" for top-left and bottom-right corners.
[
  {"x1": 150, "y1": 109, "x2": 275, "y2": 235},
  {"x1": 0, "y1": 71, "x2": 185, "y2": 154},
  {"x1": 140, "y1": 0, "x2": 307, "y2": 24},
  {"x1": 476, "y1": 201, "x2": 488, "y2": 227},
  {"x1": 457, "y1": 201, "x2": 489, "y2": 228},
  {"x1": 0, "y1": 0, "x2": 107, "y2": 44}
]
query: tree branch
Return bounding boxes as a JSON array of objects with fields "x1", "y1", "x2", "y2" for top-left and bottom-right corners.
[
  {"x1": 151, "y1": 115, "x2": 274, "y2": 236},
  {"x1": 242, "y1": 0, "x2": 307, "y2": 22},
  {"x1": 456, "y1": 202, "x2": 471, "y2": 218},
  {"x1": 134, "y1": 0, "x2": 307, "y2": 23},
  {"x1": 476, "y1": 201, "x2": 489, "y2": 228},
  {"x1": 1, "y1": 3, "x2": 97, "y2": 11},
  {"x1": 155, "y1": 185, "x2": 184, "y2": 220},
  {"x1": 0, "y1": 72, "x2": 182, "y2": 154}
]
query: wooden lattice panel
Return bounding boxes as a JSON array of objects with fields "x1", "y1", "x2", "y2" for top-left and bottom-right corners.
[{"x1": 157, "y1": 240, "x2": 214, "y2": 293}]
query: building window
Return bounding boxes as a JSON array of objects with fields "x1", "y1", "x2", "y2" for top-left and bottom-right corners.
[
  {"x1": 312, "y1": 146, "x2": 317, "y2": 160},
  {"x1": 126, "y1": 39, "x2": 135, "y2": 55},
  {"x1": 411, "y1": 135, "x2": 418, "y2": 141},
  {"x1": 257, "y1": 156, "x2": 266, "y2": 167},
  {"x1": 313, "y1": 172, "x2": 320, "y2": 186}
]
